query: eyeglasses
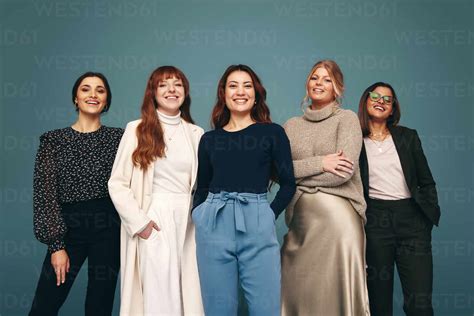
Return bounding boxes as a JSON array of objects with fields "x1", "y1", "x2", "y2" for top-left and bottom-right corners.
[{"x1": 369, "y1": 91, "x2": 393, "y2": 104}]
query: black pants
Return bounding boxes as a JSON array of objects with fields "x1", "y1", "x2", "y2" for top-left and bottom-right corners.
[
  {"x1": 365, "y1": 198, "x2": 434, "y2": 316},
  {"x1": 29, "y1": 197, "x2": 120, "y2": 316}
]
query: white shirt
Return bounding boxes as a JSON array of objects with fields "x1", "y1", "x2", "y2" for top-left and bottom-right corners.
[{"x1": 364, "y1": 136, "x2": 411, "y2": 200}]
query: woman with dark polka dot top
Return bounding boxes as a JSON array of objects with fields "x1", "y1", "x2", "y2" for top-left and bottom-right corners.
[{"x1": 29, "y1": 72, "x2": 124, "y2": 316}]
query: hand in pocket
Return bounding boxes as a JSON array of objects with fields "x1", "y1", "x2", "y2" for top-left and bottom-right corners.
[{"x1": 138, "y1": 220, "x2": 160, "y2": 239}]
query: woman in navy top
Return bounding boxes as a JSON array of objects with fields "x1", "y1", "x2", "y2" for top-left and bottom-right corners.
[{"x1": 192, "y1": 64, "x2": 295, "y2": 316}]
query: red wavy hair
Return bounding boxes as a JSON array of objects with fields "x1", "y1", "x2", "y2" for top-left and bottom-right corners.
[
  {"x1": 211, "y1": 64, "x2": 271, "y2": 129},
  {"x1": 132, "y1": 66, "x2": 194, "y2": 170}
]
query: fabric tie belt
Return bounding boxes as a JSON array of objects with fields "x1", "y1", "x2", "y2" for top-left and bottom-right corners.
[{"x1": 209, "y1": 192, "x2": 249, "y2": 233}]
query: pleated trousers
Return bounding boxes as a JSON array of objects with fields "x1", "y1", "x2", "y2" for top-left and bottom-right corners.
[
  {"x1": 138, "y1": 192, "x2": 190, "y2": 316},
  {"x1": 193, "y1": 192, "x2": 280, "y2": 316}
]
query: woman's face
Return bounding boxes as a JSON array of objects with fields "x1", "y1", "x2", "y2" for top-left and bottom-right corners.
[
  {"x1": 307, "y1": 67, "x2": 335, "y2": 106},
  {"x1": 155, "y1": 76, "x2": 185, "y2": 116},
  {"x1": 366, "y1": 86, "x2": 394, "y2": 122},
  {"x1": 75, "y1": 76, "x2": 108, "y2": 115},
  {"x1": 224, "y1": 70, "x2": 256, "y2": 116}
]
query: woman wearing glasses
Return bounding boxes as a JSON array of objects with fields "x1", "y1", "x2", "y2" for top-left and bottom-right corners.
[
  {"x1": 281, "y1": 60, "x2": 369, "y2": 315},
  {"x1": 358, "y1": 82, "x2": 440, "y2": 316}
]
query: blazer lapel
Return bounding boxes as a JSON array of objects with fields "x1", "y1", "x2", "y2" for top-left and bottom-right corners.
[
  {"x1": 359, "y1": 142, "x2": 369, "y2": 199},
  {"x1": 389, "y1": 126, "x2": 413, "y2": 189}
]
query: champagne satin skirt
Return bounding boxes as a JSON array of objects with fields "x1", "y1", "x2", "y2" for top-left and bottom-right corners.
[{"x1": 281, "y1": 191, "x2": 370, "y2": 316}]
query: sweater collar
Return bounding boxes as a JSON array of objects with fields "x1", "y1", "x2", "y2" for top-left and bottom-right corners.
[
  {"x1": 303, "y1": 101, "x2": 340, "y2": 122},
  {"x1": 157, "y1": 110, "x2": 181, "y2": 125}
]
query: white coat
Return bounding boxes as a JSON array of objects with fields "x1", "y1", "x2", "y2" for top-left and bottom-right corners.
[{"x1": 108, "y1": 119, "x2": 204, "y2": 316}]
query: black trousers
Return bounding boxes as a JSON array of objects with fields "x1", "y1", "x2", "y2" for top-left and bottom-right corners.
[
  {"x1": 29, "y1": 197, "x2": 120, "y2": 316},
  {"x1": 365, "y1": 198, "x2": 434, "y2": 316}
]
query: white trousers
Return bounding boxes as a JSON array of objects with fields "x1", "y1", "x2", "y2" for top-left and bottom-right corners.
[{"x1": 139, "y1": 192, "x2": 190, "y2": 316}]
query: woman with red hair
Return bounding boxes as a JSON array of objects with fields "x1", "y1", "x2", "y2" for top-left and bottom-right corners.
[
  {"x1": 192, "y1": 64, "x2": 295, "y2": 316},
  {"x1": 108, "y1": 66, "x2": 204, "y2": 315}
]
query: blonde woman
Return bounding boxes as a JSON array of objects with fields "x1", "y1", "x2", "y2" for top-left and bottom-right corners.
[{"x1": 282, "y1": 60, "x2": 370, "y2": 315}]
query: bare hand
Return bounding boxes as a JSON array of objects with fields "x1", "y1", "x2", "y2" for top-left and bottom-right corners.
[
  {"x1": 137, "y1": 220, "x2": 160, "y2": 240},
  {"x1": 322, "y1": 150, "x2": 354, "y2": 178},
  {"x1": 51, "y1": 249, "x2": 70, "y2": 286}
]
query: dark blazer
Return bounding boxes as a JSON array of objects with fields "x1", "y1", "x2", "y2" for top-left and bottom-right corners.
[{"x1": 360, "y1": 125, "x2": 441, "y2": 226}]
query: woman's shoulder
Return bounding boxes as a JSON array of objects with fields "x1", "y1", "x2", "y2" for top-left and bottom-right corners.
[
  {"x1": 283, "y1": 116, "x2": 304, "y2": 129},
  {"x1": 102, "y1": 126, "x2": 124, "y2": 134},
  {"x1": 183, "y1": 120, "x2": 205, "y2": 135},
  {"x1": 201, "y1": 128, "x2": 219, "y2": 139},
  {"x1": 39, "y1": 127, "x2": 72, "y2": 143},
  {"x1": 337, "y1": 107, "x2": 358, "y2": 119},
  {"x1": 390, "y1": 125, "x2": 418, "y2": 139},
  {"x1": 264, "y1": 122, "x2": 288, "y2": 138},
  {"x1": 124, "y1": 119, "x2": 142, "y2": 130},
  {"x1": 259, "y1": 122, "x2": 284, "y2": 131},
  {"x1": 336, "y1": 107, "x2": 360, "y2": 126},
  {"x1": 391, "y1": 125, "x2": 415, "y2": 133},
  {"x1": 235, "y1": 122, "x2": 286, "y2": 136},
  {"x1": 103, "y1": 126, "x2": 124, "y2": 131},
  {"x1": 101, "y1": 126, "x2": 125, "y2": 142}
]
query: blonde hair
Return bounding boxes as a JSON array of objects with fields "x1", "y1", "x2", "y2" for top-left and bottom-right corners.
[{"x1": 301, "y1": 59, "x2": 344, "y2": 110}]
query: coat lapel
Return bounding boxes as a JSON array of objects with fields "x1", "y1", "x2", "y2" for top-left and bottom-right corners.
[{"x1": 182, "y1": 120, "x2": 199, "y2": 191}]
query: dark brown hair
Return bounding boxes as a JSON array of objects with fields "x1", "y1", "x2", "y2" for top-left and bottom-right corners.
[
  {"x1": 358, "y1": 82, "x2": 401, "y2": 137},
  {"x1": 72, "y1": 72, "x2": 112, "y2": 113},
  {"x1": 211, "y1": 64, "x2": 271, "y2": 129},
  {"x1": 132, "y1": 66, "x2": 194, "y2": 170}
]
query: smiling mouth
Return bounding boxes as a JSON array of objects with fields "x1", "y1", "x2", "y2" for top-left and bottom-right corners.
[
  {"x1": 233, "y1": 98, "x2": 248, "y2": 104},
  {"x1": 312, "y1": 88, "x2": 324, "y2": 93},
  {"x1": 373, "y1": 105, "x2": 385, "y2": 111},
  {"x1": 165, "y1": 96, "x2": 179, "y2": 100},
  {"x1": 86, "y1": 100, "x2": 100, "y2": 105}
]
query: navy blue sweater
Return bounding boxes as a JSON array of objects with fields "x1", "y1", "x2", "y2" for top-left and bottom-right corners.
[{"x1": 193, "y1": 122, "x2": 296, "y2": 218}]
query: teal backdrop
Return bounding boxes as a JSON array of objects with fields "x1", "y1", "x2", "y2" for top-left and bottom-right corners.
[{"x1": 1, "y1": 0, "x2": 472, "y2": 315}]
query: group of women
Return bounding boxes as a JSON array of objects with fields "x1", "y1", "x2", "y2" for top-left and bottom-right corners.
[{"x1": 29, "y1": 60, "x2": 440, "y2": 316}]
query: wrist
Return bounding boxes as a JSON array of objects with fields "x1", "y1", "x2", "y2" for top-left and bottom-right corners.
[{"x1": 48, "y1": 240, "x2": 65, "y2": 254}]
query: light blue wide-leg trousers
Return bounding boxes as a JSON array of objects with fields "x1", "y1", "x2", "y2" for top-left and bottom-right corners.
[{"x1": 192, "y1": 192, "x2": 280, "y2": 316}]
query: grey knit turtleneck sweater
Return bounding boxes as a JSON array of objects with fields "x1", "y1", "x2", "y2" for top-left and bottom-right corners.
[{"x1": 283, "y1": 102, "x2": 367, "y2": 225}]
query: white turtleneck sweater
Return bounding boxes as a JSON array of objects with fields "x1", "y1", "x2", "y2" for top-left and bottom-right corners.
[{"x1": 152, "y1": 110, "x2": 192, "y2": 194}]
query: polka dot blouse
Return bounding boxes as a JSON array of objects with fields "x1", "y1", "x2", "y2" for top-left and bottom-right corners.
[{"x1": 33, "y1": 126, "x2": 124, "y2": 253}]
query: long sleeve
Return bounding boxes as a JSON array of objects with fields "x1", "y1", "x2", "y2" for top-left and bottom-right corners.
[
  {"x1": 284, "y1": 121, "x2": 325, "y2": 179},
  {"x1": 193, "y1": 135, "x2": 212, "y2": 209},
  {"x1": 292, "y1": 156, "x2": 325, "y2": 179},
  {"x1": 298, "y1": 111, "x2": 362, "y2": 187},
  {"x1": 270, "y1": 126, "x2": 296, "y2": 218},
  {"x1": 33, "y1": 134, "x2": 67, "y2": 253},
  {"x1": 108, "y1": 122, "x2": 151, "y2": 237},
  {"x1": 412, "y1": 129, "x2": 440, "y2": 224}
]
